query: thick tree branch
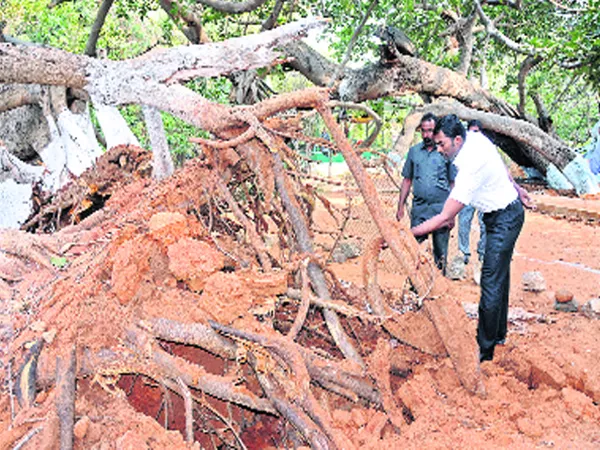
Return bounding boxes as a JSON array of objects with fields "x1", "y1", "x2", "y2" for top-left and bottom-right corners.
[
  {"x1": 546, "y1": 0, "x2": 586, "y2": 13},
  {"x1": 0, "y1": 19, "x2": 325, "y2": 132},
  {"x1": 261, "y1": 0, "x2": 286, "y2": 31},
  {"x1": 159, "y1": 0, "x2": 209, "y2": 44},
  {"x1": 142, "y1": 105, "x2": 175, "y2": 180},
  {"x1": 415, "y1": 100, "x2": 577, "y2": 170},
  {"x1": 284, "y1": 41, "x2": 340, "y2": 87},
  {"x1": 456, "y1": 13, "x2": 477, "y2": 75},
  {"x1": 517, "y1": 55, "x2": 543, "y2": 115},
  {"x1": 531, "y1": 91, "x2": 556, "y2": 136}
]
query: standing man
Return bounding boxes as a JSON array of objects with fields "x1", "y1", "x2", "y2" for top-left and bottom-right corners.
[
  {"x1": 458, "y1": 119, "x2": 486, "y2": 265},
  {"x1": 397, "y1": 113, "x2": 456, "y2": 274},
  {"x1": 411, "y1": 115, "x2": 533, "y2": 362}
]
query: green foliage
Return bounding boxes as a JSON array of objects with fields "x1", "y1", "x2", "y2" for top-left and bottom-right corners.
[{"x1": 5, "y1": 0, "x2": 96, "y2": 52}]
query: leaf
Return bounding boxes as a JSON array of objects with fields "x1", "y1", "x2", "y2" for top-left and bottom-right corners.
[{"x1": 50, "y1": 256, "x2": 68, "y2": 268}]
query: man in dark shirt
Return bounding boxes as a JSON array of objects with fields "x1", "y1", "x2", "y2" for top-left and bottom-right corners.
[{"x1": 396, "y1": 113, "x2": 457, "y2": 274}]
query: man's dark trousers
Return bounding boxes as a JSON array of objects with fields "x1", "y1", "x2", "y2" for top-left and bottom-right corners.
[
  {"x1": 412, "y1": 204, "x2": 450, "y2": 275},
  {"x1": 415, "y1": 228, "x2": 449, "y2": 274},
  {"x1": 478, "y1": 200, "x2": 524, "y2": 360}
]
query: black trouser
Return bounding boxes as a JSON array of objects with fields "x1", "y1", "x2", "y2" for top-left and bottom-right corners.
[
  {"x1": 415, "y1": 228, "x2": 449, "y2": 275},
  {"x1": 412, "y1": 202, "x2": 450, "y2": 275},
  {"x1": 478, "y1": 200, "x2": 524, "y2": 360}
]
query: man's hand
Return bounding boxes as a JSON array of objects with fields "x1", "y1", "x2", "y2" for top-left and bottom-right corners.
[
  {"x1": 518, "y1": 188, "x2": 536, "y2": 210},
  {"x1": 443, "y1": 217, "x2": 456, "y2": 230},
  {"x1": 396, "y1": 205, "x2": 405, "y2": 221}
]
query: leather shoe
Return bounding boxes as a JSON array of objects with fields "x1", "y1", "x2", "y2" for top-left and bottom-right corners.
[{"x1": 479, "y1": 351, "x2": 493, "y2": 363}]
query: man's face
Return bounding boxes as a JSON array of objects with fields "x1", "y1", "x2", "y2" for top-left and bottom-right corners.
[
  {"x1": 420, "y1": 119, "x2": 435, "y2": 148},
  {"x1": 468, "y1": 125, "x2": 480, "y2": 132},
  {"x1": 434, "y1": 130, "x2": 463, "y2": 158}
]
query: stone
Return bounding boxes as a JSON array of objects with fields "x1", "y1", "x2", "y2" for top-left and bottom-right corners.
[
  {"x1": 42, "y1": 329, "x2": 57, "y2": 344},
  {"x1": 74, "y1": 416, "x2": 91, "y2": 440},
  {"x1": 555, "y1": 289, "x2": 574, "y2": 303},
  {"x1": 332, "y1": 241, "x2": 361, "y2": 263},
  {"x1": 331, "y1": 247, "x2": 347, "y2": 263},
  {"x1": 581, "y1": 298, "x2": 600, "y2": 319},
  {"x1": 446, "y1": 256, "x2": 465, "y2": 280},
  {"x1": 472, "y1": 259, "x2": 482, "y2": 286},
  {"x1": 522, "y1": 271, "x2": 546, "y2": 292},
  {"x1": 554, "y1": 299, "x2": 578, "y2": 313}
]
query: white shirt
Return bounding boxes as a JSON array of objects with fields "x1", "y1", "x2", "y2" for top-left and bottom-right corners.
[{"x1": 449, "y1": 131, "x2": 518, "y2": 213}]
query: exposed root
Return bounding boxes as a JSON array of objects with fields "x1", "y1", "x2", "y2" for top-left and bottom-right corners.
[
  {"x1": 55, "y1": 346, "x2": 76, "y2": 450},
  {"x1": 287, "y1": 260, "x2": 311, "y2": 340}
]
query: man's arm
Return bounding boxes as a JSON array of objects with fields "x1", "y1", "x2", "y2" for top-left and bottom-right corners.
[
  {"x1": 396, "y1": 178, "x2": 412, "y2": 221},
  {"x1": 412, "y1": 198, "x2": 464, "y2": 237}
]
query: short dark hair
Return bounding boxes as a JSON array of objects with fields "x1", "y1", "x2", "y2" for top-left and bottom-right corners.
[
  {"x1": 434, "y1": 114, "x2": 466, "y2": 140},
  {"x1": 420, "y1": 112, "x2": 437, "y2": 125},
  {"x1": 467, "y1": 119, "x2": 483, "y2": 131}
]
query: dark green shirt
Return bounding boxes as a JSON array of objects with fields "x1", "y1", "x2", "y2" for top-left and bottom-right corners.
[{"x1": 402, "y1": 142, "x2": 457, "y2": 224}]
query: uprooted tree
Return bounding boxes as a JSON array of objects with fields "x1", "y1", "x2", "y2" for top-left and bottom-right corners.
[
  {"x1": 0, "y1": 0, "x2": 599, "y2": 447},
  {"x1": 0, "y1": 18, "x2": 493, "y2": 449}
]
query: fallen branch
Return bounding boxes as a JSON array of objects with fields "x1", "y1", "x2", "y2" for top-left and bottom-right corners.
[
  {"x1": 55, "y1": 346, "x2": 76, "y2": 450},
  {"x1": 211, "y1": 320, "x2": 354, "y2": 449},
  {"x1": 285, "y1": 288, "x2": 387, "y2": 323},
  {"x1": 362, "y1": 235, "x2": 388, "y2": 316},
  {"x1": 12, "y1": 426, "x2": 43, "y2": 450},
  {"x1": 270, "y1": 145, "x2": 364, "y2": 367}
]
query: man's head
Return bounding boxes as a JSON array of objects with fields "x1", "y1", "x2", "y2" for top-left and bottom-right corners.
[
  {"x1": 434, "y1": 114, "x2": 466, "y2": 159},
  {"x1": 467, "y1": 119, "x2": 483, "y2": 132},
  {"x1": 419, "y1": 112, "x2": 437, "y2": 149}
]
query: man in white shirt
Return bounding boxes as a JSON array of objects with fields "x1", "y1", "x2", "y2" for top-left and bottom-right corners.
[
  {"x1": 458, "y1": 120, "x2": 487, "y2": 265},
  {"x1": 411, "y1": 114, "x2": 534, "y2": 363}
]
